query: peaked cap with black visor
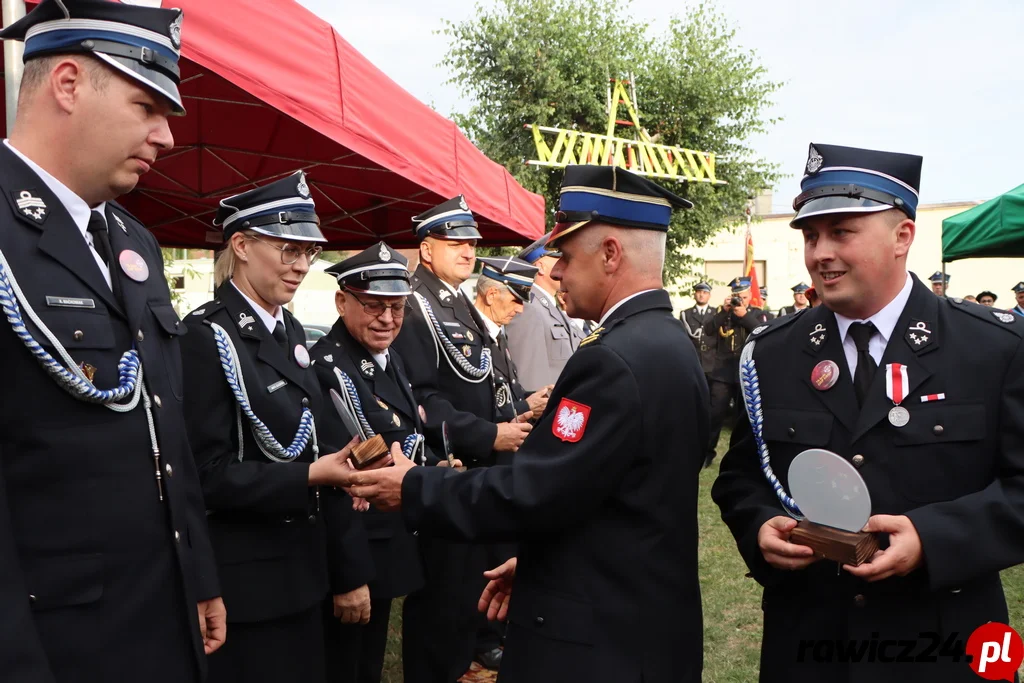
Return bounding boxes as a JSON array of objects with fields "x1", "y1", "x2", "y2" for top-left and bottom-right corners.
[
  {"x1": 326, "y1": 242, "x2": 412, "y2": 296},
  {"x1": 0, "y1": 0, "x2": 187, "y2": 115},
  {"x1": 215, "y1": 171, "x2": 326, "y2": 244},
  {"x1": 477, "y1": 256, "x2": 538, "y2": 304},
  {"x1": 411, "y1": 195, "x2": 482, "y2": 241},
  {"x1": 549, "y1": 165, "x2": 693, "y2": 247},
  {"x1": 791, "y1": 143, "x2": 922, "y2": 227}
]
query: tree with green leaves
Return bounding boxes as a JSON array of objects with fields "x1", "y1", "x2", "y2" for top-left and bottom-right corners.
[{"x1": 441, "y1": 0, "x2": 782, "y2": 285}]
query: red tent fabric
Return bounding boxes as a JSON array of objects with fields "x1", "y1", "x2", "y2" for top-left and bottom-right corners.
[{"x1": 3, "y1": 0, "x2": 545, "y2": 249}]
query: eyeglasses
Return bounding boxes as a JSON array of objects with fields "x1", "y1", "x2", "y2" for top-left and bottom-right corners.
[
  {"x1": 245, "y1": 235, "x2": 323, "y2": 265},
  {"x1": 345, "y1": 289, "x2": 409, "y2": 319}
]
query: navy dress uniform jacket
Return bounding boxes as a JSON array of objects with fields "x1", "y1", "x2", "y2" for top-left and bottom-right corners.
[
  {"x1": 180, "y1": 283, "x2": 371, "y2": 625},
  {"x1": 391, "y1": 265, "x2": 497, "y2": 465},
  {"x1": 707, "y1": 305, "x2": 768, "y2": 383},
  {"x1": 310, "y1": 319, "x2": 433, "y2": 599},
  {"x1": 0, "y1": 145, "x2": 217, "y2": 682},
  {"x1": 681, "y1": 305, "x2": 716, "y2": 375},
  {"x1": 400, "y1": 290, "x2": 708, "y2": 683},
  {"x1": 712, "y1": 276, "x2": 1024, "y2": 683}
]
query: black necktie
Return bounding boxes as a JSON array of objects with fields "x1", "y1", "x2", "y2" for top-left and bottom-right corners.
[
  {"x1": 272, "y1": 320, "x2": 288, "y2": 349},
  {"x1": 849, "y1": 322, "x2": 878, "y2": 406},
  {"x1": 87, "y1": 211, "x2": 121, "y2": 302}
]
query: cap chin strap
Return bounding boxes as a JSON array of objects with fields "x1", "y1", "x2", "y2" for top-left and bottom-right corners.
[{"x1": 793, "y1": 183, "x2": 905, "y2": 213}]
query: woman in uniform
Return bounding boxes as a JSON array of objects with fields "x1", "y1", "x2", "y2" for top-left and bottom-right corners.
[{"x1": 180, "y1": 172, "x2": 374, "y2": 683}]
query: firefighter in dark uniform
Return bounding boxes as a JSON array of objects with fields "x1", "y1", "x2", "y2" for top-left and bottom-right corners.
[
  {"x1": 713, "y1": 142, "x2": 1024, "y2": 683},
  {"x1": 704, "y1": 276, "x2": 770, "y2": 468},
  {"x1": 778, "y1": 282, "x2": 811, "y2": 317},
  {"x1": 180, "y1": 173, "x2": 369, "y2": 683},
  {"x1": 1010, "y1": 282, "x2": 1024, "y2": 317},
  {"x1": 760, "y1": 287, "x2": 775, "y2": 320},
  {"x1": 928, "y1": 271, "x2": 949, "y2": 297},
  {"x1": 391, "y1": 197, "x2": 531, "y2": 680},
  {"x1": 345, "y1": 164, "x2": 709, "y2": 683},
  {"x1": 0, "y1": 2, "x2": 225, "y2": 681},
  {"x1": 472, "y1": 256, "x2": 550, "y2": 442},
  {"x1": 312, "y1": 242, "x2": 456, "y2": 683},
  {"x1": 681, "y1": 282, "x2": 716, "y2": 461}
]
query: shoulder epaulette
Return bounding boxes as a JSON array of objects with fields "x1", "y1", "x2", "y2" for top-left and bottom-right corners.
[
  {"x1": 188, "y1": 299, "x2": 225, "y2": 321},
  {"x1": 947, "y1": 297, "x2": 1024, "y2": 336},
  {"x1": 579, "y1": 316, "x2": 630, "y2": 347},
  {"x1": 745, "y1": 306, "x2": 805, "y2": 342}
]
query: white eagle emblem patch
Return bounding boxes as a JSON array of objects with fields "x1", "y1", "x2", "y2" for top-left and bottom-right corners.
[{"x1": 552, "y1": 398, "x2": 591, "y2": 443}]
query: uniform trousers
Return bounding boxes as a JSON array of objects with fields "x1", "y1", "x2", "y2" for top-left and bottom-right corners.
[
  {"x1": 324, "y1": 597, "x2": 392, "y2": 683},
  {"x1": 707, "y1": 378, "x2": 738, "y2": 465},
  {"x1": 208, "y1": 603, "x2": 325, "y2": 683}
]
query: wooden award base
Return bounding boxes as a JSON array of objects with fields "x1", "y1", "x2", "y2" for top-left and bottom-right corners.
[
  {"x1": 351, "y1": 434, "x2": 389, "y2": 470},
  {"x1": 789, "y1": 519, "x2": 880, "y2": 566}
]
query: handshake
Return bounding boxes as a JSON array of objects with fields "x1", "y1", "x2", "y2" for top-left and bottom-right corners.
[{"x1": 308, "y1": 436, "x2": 462, "y2": 512}]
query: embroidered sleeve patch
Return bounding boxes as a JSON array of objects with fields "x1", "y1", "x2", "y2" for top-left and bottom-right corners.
[{"x1": 552, "y1": 398, "x2": 591, "y2": 443}]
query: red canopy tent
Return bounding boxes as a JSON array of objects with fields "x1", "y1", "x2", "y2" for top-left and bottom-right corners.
[{"x1": 1, "y1": 0, "x2": 545, "y2": 249}]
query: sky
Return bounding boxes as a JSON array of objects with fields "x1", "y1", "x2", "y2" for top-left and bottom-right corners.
[{"x1": 297, "y1": 0, "x2": 1024, "y2": 211}]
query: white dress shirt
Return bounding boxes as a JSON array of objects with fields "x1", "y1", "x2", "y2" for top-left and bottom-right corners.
[
  {"x1": 473, "y1": 303, "x2": 502, "y2": 344},
  {"x1": 5, "y1": 139, "x2": 111, "y2": 289},
  {"x1": 599, "y1": 289, "x2": 659, "y2": 327},
  {"x1": 372, "y1": 351, "x2": 389, "y2": 372},
  {"x1": 834, "y1": 273, "x2": 913, "y2": 379}
]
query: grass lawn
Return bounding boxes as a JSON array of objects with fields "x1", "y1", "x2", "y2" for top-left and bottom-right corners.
[{"x1": 381, "y1": 430, "x2": 1024, "y2": 681}]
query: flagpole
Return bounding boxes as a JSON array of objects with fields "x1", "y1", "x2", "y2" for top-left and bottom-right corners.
[{"x1": 2, "y1": 0, "x2": 26, "y2": 133}]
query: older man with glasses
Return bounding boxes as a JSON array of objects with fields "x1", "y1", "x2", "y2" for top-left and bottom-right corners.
[{"x1": 312, "y1": 242, "x2": 453, "y2": 683}]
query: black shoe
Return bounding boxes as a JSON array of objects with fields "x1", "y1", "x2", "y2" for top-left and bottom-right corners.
[
  {"x1": 475, "y1": 647, "x2": 503, "y2": 671},
  {"x1": 703, "y1": 453, "x2": 717, "y2": 469}
]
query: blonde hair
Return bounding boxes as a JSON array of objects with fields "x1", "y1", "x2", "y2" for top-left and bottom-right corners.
[
  {"x1": 213, "y1": 231, "x2": 253, "y2": 287},
  {"x1": 213, "y1": 247, "x2": 236, "y2": 287}
]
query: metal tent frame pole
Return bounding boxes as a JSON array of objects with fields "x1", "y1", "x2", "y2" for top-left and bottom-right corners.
[{"x1": 3, "y1": 0, "x2": 25, "y2": 133}]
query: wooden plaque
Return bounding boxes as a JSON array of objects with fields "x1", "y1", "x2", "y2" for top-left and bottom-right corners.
[
  {"x1": 350, "y1": 434, "x2": 389, "y2": 470},
  {"x1": 789, "y1": 519, "x2": 880, "y2": 566}
]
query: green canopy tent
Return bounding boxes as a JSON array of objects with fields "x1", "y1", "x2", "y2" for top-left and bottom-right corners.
[{"x1": 942, "y1": 183, "x2": 1024, "y2": 262}]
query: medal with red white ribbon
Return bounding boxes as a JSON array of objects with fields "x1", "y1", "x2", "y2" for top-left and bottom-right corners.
[{"x1": 885, "y1": 363, "x2": 910, "y2": 427}]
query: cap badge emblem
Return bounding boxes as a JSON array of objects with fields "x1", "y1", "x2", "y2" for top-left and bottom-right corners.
[
  {"x1": 296, "y1": 174, "x2": 310, "y2": 199},
  {"x1": 169, "y1": 12, "x2": 183, "y2": 50},
  {"x1": 379, "y1": 243, "x2": 391, "y2": 261},
  {"x1": 806, "y1": 145, "x2": 823, "y2": 174}
]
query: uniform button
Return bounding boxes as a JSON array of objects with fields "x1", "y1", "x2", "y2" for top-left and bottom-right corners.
[
  {"x1": 851, "y1": 454, "x2": 865, "y2": 468},
  {"x1": 28, "y1": 594, "x2": 37, "y2": 603},
  {"x1": 73, "y1": 330, "x2": 84, "y2": 341},
  {"x1": 302, "y1": 397, "x2": 309, "y2": 408},
  {"x1": 165, "y1": 463, "x2": 173, "y2": 478},
  {"x1": 787, "y1": 427, "x2": 796, "y2": 437},
  {"x1": 174, "y1": 321, "x2": 180, "y2": 329},
  {"x1": 153, "y1": 395, "x2": 162, "y2": 408},
  {"x1": 853, "y1": 594, "x2": 866, "y2": 608},
  {"x1": 535, "y1": 616, "x2": 545, "y2": 626},
  {"x1": 136, "y1": 330, "x2": 145, "y2": 342},
  {"x1": 308, "y1": 514, "x2": 316, "y2": 525},
  {"x1": 174, "y1": 530, "x2": 181, "y2": 543},
  {"x1": 950, "y1": 587, "x2": 962, "y2": 594},
  {"x1": 933, "y1": 425, "x2": 944, "y2": 436}
]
